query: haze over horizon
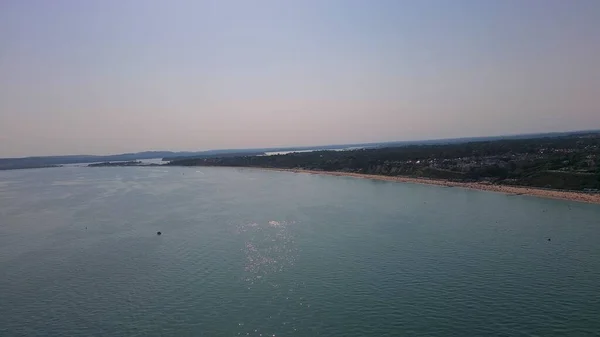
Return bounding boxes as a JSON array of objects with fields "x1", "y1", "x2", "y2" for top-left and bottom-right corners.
[{"x1": 1, "y1": 0, "x2": 600, "y2": 157}]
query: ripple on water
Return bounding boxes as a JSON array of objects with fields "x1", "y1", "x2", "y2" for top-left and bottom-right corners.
[
  {"x1": 2, "y1": 167, "x2": 600, "y2": 336},
  {"x1": 231, "y1": 220, "x2": 309, "y2": 335},
  {"x1": 236, "y1": 220, "x2": 298, "y2": 284}
]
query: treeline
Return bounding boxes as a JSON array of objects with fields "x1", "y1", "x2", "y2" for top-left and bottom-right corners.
[
  {"x1": 168, "y1": 133, "x2": 600, "y2": 190},
  {"x1": 88, "y1": 161, "x2": 143, "y2": 167},
  {"x1": 162, "y1": 151, "x2": 266, "y2": 161}
]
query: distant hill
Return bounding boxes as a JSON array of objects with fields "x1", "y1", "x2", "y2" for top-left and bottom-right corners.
[
  {"x1": 1, "y1": 129, "x2": 598, "y2": 170},
  {"x1": 0, "y1": 151, "x2": 187, "y2": 170}
]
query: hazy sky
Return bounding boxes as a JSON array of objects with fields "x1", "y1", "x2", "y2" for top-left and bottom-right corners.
[{"x1": 1, "y1": 0, "x2": 599, "y2": 157}]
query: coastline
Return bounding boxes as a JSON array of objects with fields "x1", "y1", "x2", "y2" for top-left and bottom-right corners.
[{"x1": 258, "y1": 168, "x2": 600, "y2": 205}]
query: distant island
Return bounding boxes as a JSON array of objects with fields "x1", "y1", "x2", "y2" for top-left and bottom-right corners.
[
  {"x1": 88, "y1": 161, "x2": 153, "y2": 167},
  {"x1": 167, "y1": 132, "x2": 600, "y2": 194}
]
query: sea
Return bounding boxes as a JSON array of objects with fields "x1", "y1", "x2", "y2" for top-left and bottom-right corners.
[{"x1": 1, "y1": 166, "x2": 599, "y2": 336}]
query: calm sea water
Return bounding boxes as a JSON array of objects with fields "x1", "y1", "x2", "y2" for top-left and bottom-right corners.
[{"x1": 1, "y1": 166, "x2": 599, "y2": 336}]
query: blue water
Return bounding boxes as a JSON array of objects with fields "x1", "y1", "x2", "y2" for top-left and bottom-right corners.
[{"x1": 1, "y1": 166, "x2": 599, "y2": 336}]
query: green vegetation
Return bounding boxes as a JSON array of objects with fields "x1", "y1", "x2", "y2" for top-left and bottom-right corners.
[{"x1": 168, "y1": 133, "x2": 600, "y2": 191}]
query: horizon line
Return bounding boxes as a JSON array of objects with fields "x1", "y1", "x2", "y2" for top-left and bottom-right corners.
[{"x1": 2, "y1": 128, "x2": 599, "y2": 160}]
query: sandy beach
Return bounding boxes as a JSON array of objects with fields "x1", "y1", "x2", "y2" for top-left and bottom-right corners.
[{"x1": 262, "y1": 168, "x2": 600, "y2": 205}]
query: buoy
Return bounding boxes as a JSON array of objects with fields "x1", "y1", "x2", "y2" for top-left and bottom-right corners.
[{"x1": 157, "y1": 231, "x2": 162, "y2": 236}]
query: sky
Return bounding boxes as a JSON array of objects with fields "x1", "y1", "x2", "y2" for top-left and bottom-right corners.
[{"x1": 1, "y1": 0, "x2": 599, "y2": 157}]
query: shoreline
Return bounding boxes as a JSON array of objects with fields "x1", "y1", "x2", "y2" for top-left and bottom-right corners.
[{"x1": 256, "y1": 168, "x2": 600, "y2": 205}]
